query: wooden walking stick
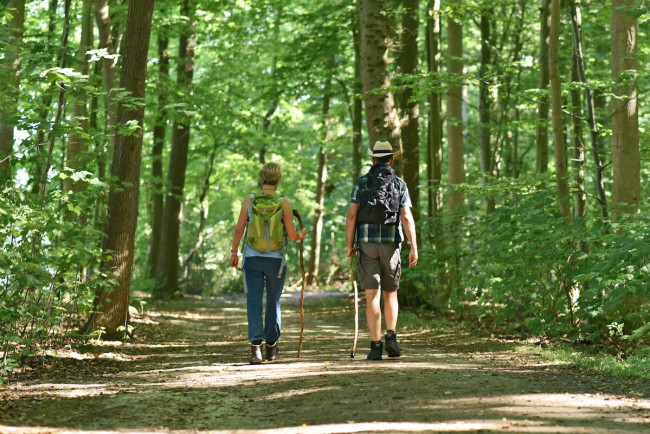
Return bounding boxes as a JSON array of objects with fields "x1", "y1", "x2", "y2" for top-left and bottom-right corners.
[
  {"x1": 293, "y1": 209, "x2": 306, "y2": 358},
  {"x1": 349, "y1": 255, "x2": 359, "y2": 358}
]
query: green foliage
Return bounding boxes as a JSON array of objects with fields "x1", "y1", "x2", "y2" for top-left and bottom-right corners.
[
  {"x1": 411, "y1": 175, "x2": 649, "y2": 356},
  {"x1": 0, "y1": 176, "x2": 111, "y2": 377}
]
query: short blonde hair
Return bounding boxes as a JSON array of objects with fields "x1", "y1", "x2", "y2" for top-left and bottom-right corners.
[{"x1": 260, "y1": 162, "x2": 282, "y2": 185}]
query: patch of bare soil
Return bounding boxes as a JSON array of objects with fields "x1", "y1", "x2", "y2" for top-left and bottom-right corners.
[{"x1": 1, "y1": 292, "x2": 649, "y2": 433}]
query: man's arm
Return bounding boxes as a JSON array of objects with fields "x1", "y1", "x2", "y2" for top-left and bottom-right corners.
[
  {"x1": 400, "y1": 206, "x2": 418, "y2": 268},
  {"x1": 346, "y1": 203, "x2": 359, "y2": 257}
]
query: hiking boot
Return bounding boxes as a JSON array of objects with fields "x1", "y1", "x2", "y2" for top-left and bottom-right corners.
[
  {"x1": 265, "y1": 342, "x2": 278, "y2": 361},
  {"x1": 385, "y1": 330, "x2": 401, "y2": 358},
  {"x1": 250, "y1": 344, "x2": 263, "y2": 365},
  {"x1": 367, "y1": 340, "x2": 383, "y2": 360}
]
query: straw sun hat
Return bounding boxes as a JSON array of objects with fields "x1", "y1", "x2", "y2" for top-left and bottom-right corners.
[{"x1": 368, "y1": 140, "x2": 394, "y2": 157}]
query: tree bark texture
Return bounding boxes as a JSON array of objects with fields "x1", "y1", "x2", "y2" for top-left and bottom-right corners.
[
  {"x1": 351, "y1": 11, "x2": 363, "y2": 182},
  {"x1": 155, "y1": 0, "x2": 197, "y2": 299},
  {"x1": 549, "y1": 0, "x2": 571, "y2": 218},
  {"x1": 535, "y1": 0, "x2": 550, "y2": 173},
  {"x1": 426, "y1": 0, "x2": 442, "y2": 220},
  {"x1": 358, "y1": 0, "x2": 402, "y2": 153},
  {"x1": 307, "y1": 63, "x2": 333, "y2": 286},
  {"x1": 66, "y1": 0, "x2": 93, "y2": 196},
  {"x1": 478, "y1": 10, "x2": 494, "y2": 214},
  {"x1": 90, "y1": 0, "x2": 155, "y2": 339},
  {"x1": 0, "y1": 0, "x2": 25, "y2": 183},
  {"x1": 446, "y1": 3, "x2": 464, "y2": 213},
  {"x1": 148, "y1": 26, "x2": 170, "y2": 278},
  {"x1": 610, "y1": 0, "x2": 640, "y2": 215},
  {"x1": 568, "y1": 0, "x2": 608, "y2": 218},
  {"x1": 570, "y1": 56, "x2": 586, "y2": 219},
  {"x1": 400, "y1": 0, "x2": 419, "y2": 218},
  {"x1": 94, "y1": 0, "x2": 118, "y2": 147}
]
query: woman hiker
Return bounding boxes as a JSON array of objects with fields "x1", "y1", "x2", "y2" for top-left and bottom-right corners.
[{"x1": 230, "y1": 162, "x2": 307, "y2": 364}]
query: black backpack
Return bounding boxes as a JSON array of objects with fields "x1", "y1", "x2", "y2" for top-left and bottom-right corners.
[{"x1": 357, "y1": 164, "x2": 400, "y2": 225}]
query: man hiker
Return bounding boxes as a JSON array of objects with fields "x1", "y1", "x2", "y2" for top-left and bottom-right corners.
[{"x1": 346, "y1": 140, "x2": 418, "y2": 360}]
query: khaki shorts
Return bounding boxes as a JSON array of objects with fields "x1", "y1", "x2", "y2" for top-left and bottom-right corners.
[{"x1": 358, "y1": 241, "x2": 402, "y2": 292}]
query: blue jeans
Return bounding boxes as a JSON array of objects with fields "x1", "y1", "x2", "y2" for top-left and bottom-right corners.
[{"x1": 243, "y1": 256, "x2": 286, "y2": 343}]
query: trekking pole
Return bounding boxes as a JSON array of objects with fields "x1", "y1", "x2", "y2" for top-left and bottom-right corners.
[
  {"x1": 349, "y1": 255, "x2": 359, "y2": 358},
  {"x1": 293, "y1": 209, "x2": 306, "y2": 358}
]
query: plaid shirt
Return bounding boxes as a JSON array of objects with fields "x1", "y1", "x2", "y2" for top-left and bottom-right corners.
[{"x1": 350, "y1": 165, "x2": 412, "y2": 244}]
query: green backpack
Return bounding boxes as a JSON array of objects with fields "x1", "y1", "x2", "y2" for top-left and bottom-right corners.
[{"x1": 245, "y1": 193, "x2": 286, "y2": 252}]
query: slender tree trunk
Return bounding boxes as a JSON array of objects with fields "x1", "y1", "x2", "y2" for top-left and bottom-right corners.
[
  {"x1": 446, "y1": 0, "x2": 464, "y2": 294},
  {"x1": 478, "y1": 9, "x2": 494, "y2": 214},
  {"x1": 400, "y1": 0, "x2": 419, "y2": 218},
  {"x1": 358, "y1": 0, "x2": 402, "y2": 152},
  {"x1": 351, "y1": 11, "x2": 363, "y2": 181},
  {"x1": 568, "y1": 0, "x2": 608, "y2": 218},
  {"x1": 446, "y1": 2, "x2": 464, "y2": 213},
  {"x1": 86, "y1": 0, "x2": 155, "y2": 339},
  {"x1": 549, "y1": 0, "x2": 571, "y2": 218},
  {"x1": 147, "y1": 24, "x2": 171, "y2": 278},
  {"x1": 535, "y1": 0, "x2": 550, "y2": 173},
  {"x1": 259, "y1": 6, "x2": 283, "y2": 164},
  {"x1": 307, "y1": 148, "x2": 328, "y2": 286},
  {"x1": 38, "y1": 0, "x2": 72, "y2": 207},
  {"x1": 570, "y1": 56, "x2": 586, "y2": 219},
  {"x1": 30, "y1": 0, "x2": 59, "y2": 195},
  {"x1": 427, "y1": 0, "x2": 446, "y2": 309},
  {"x1": 307, "y1": 61, "x2": 334, "y2": 286},
  {"x1": 65, "y1": 0, "x2": 93, "y2": 196},
  {"x1": 155, "y1": 0, "x2": 197, "y2": 299},
  {"x1": 0, "y1": 0, "x2": 25, "y2": 183},
  {"x1": 94, "y1": 0, "x2": 118, "y2": 147},
  {"x1": 426, "y1": 0, "x2": 442, "y2": 220},
  {"x1": 181, "y1": 141, "x2": 218, "y2": 283},
  {"x1": 611, "y1": 0, "x2": 640, "y2": 216}
]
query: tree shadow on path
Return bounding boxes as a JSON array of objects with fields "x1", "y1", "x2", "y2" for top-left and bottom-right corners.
[{"x1": 1, "y1": 293, "x2": 649, "y2": 433}]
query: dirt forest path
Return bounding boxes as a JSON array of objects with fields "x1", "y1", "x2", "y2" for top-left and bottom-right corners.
[{"x1": 1, "y1": 292, "x2": 649, "y2": 433}]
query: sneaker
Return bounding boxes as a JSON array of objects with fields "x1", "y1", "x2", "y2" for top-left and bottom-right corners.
[
  {"x1": 367, "y1": 340, "x2": 383, "y2": 360},
  {"x1": 250, "y1": 344, "x2": 263, "y2": 365},
  {"x1": 265, "y1": 342, "x2": 278, "y2": 361},
  {"x1": 385, "y1": 331, "x2": 401, "y2": 358}
]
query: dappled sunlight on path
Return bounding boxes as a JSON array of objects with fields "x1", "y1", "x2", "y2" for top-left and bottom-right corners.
[{"x1": 1, "y1": 293, "x2": 648, "y2": 433}]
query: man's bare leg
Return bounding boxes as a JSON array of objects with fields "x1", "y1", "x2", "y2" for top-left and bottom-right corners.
[
  {"x1": 383, "y1": 290, "x2": 399, "y2": 332},
  {"x1": 365, "y1": 289, "x2": 382, "y2": 341}
]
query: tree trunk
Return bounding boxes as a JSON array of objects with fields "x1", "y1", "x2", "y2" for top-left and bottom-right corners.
[
  {"x1": 570, "y1": 56, "x2": 586, "y2": 219},
  {"x1": 446, "y1": 0, "x2": 464, "y2": 295},
  {"x1": 351, "y1": 11, "x2": 363, "y2": 182},
  {"x1": 426, "y1": 0, "x2": 442, "y2": 220},
  {"x1": 446, "y1": 2, "x2": 464, "y2": 213},
  {"x1": 259, "y1": 6, "x2": 283, "y2": 164},
  {"x1": 426, "y1": 0, "x2": 447, "y2": 309},
  {"x1": 568, "y1": 0, "x2": 607, "y2": 218},
  {"x1": 478, "y1": 9, "x2": 494, "y2": 214},
  {"x1": 307, "y1": 62, "x2": 334, "y2": 286},
  {"x1": 87, "y1": 0, "x2": 155, "y2": 340},
  {"x1": 155, "y1": 0, "x2": 197, "y2": 299},
  {"x1": 29, "y1": 0, "x2": 59, "y2": 195},
  {"x1": 94, "y1": 0, "x2": 118, "y2": 147},
  {"x1": 181, "y1": 141, "x2": 218, "y2": 283},
  {"x1": 358, "y1": 0, "x2": 402, "y2": 152},
  {"x1": 535, "y1": 0, "x2": 550, "y2": 173},
  {"x1": 549, "y1": 0, "x2": 571, "y2": 218},
  {"x1": 307, "y1": 148, "x2": 327, "y2": 286},
  {"x1": 147, "y1": 24, "x2": 171, "y2": 278},
  {"x1": 0, "y1": 0, "x2": 25, "y2": 183},
  {"x1": 611, "y1": 0, "x2": 640, "y2": 216},
  {"x1": 400, "y1": 0, "x2": 419, "y2": 218},
  {"x1": 65, "y1": 0, "x2": 93, "y2": 196}
]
